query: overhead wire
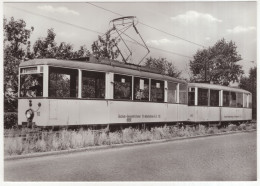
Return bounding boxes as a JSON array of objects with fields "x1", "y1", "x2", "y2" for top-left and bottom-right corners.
[
  {"x1": 6, "y1": 5, "x2": 193, "y2": 59},
  {"x1": 7, "y1": 5, "x2": 103, "y2": 35},
  {"x1": 86, "y1": 2, "x2": 205, "y2": 48}
]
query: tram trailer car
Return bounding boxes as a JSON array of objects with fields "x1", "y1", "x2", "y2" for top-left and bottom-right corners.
[
  {"x1": 187, "y1": 83, "x2": 252, "y2": 125},
  {"x1": 18, "y1": 58, "x2": 188, "y2": 128}
]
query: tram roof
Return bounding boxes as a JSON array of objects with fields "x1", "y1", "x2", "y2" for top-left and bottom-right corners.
[
  {"x1": 188, "y1": 82, "x2": 251, "y2": 94},
  {"x1": 20, "y1": 58, "x2": 187, "y2": 84}
]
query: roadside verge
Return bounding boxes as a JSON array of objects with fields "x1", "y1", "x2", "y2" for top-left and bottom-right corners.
[{"x1": 4, "y1": 129, "x2": 256, "y2": 161}]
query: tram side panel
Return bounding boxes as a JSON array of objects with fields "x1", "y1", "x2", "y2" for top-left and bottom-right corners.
[
  {"x1": 243, "y1": 108, "x2": 252, "y2": 120},
  {"x1": 19, "y1": 99, "x2": 189, "y2": 127},
  {"x1": 18, "y1": 100, "x2": 251, "y2": 127},
  {"x1": 18, "y1": 99, "x2": 50, "y2": 127},
  {"x1": 109, "y1": 102, "x2": 188, "y2": 124},
  {"x1": 188, "y1": 106, "x2": 252, "y2": 123},
  {"x1": 49, "y1": 99, "x2": 110, "y2": 126},
  {"x1": 188, "y1": 106, "x2": 220, "y2": 123},
  {"x1": 176, "y1": 104, "x2": 188, "y2": 123},
  {"x1": 78, "y1": 100, "x2": 110, "y2": 125},
  {"x1": 19, "y1": 99, "x2": 111, "y2": 127},
  {"x1": 221, "y1": 107, "x2": 252, "y2": 121},
  {"x1": 109, "y1": 101, "x2": 167, "y2": 124}
]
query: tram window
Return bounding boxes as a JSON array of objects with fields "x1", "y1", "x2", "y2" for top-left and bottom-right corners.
[
  {"x1": 198, "y1": 88, "x2": 208, "y2": 106},
  {"x1": 179, "y1": 84, "x2": 187, "y2": 104},
  {"x1": 151, "y1": 79, "x2": 164, "y2": 102},
  {"x1": 82, "y1": 71, "x2": 105, "y2": 99},
  {"x1": 114, "y1": 74, "x2": 132, "y2": 100},
  {"x1": 49, "y1": 67, "x2": 78, "y2": 98},
  {"x1": 188, "y1": 87, "x2": 195, "y2": 106},
  {"x1": 20, "y1": 73, "x2": 43, "y2": 97},
  {"x1": 134, "y1": 77, "x2": 149, "y2": 101},
  {"x1": 223, "y1": 91, "x2": 230, "y2": 107},
  {"x1": 243, "y1": 94, "x2": 248, "y2": 108},
  {"x1": 168, "y1": 82, "x2": 178, "y2": 103},
  {"x1": 249, "y1": 94, "x2": 252, "y2": 108},
  {"x1": 236, "y1": 93, "x2": 243, "y2": 107},
  {"x1": 210, "y1": 89, "x2": 219, "y2": 106},
  {"x1": 230, "y1": 92, "x2": 236, "y2": 107}
]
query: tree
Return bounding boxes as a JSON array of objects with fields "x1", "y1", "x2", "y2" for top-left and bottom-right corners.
[
  {"x1": 33, "y1": 29, "x2": 90, "y2": 59},
  {"x1": 190, "y1": 38, "x2": 244, "y2": 86},
  {"x1": 55, "y1": 42, "x2": 74, "y2": 59},
  {"x1": 144, "y1": 57, "x2": 181, "y2": 78},
  {"x1": 73, "y1": 45, "x2": 91, "y2": 59},
  {"x1": 4, "y1": 17, "x2": 34, "y2": 60},
  {"x1": 240, "y1": 67, "x2": 257, "y2": 119},
  {"x1": 4, "y1": 17, "x2": 34, "y2": 112},
  {"x1": 33, "y1": 28, "x2": 57, "y2": 58},
  {"x1": 91, "y1": 33, "x2": 120, "y2": 60}
]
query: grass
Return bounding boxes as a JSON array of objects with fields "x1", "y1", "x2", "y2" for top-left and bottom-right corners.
[{"x1": 4, "y1": 122, "x2": 257, "y2": 156}]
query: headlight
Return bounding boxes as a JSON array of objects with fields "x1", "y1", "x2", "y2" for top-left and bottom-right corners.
[{"x1": 25, "y1": 109, "x2": 34, "y2": 120}]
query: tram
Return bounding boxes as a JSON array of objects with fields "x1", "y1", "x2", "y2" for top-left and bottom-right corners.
[
  {"x1": 18, "y1": 58, "x2": 252, "y2": 128},
  {"x1": 18, "y1": 57, "x2": 188, "y2": 128},
  {"x1": 187, "y1": 83, "x2": 252, "y2": 124}
]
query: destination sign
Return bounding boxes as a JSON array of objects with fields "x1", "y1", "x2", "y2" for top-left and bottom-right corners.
[{"x1": 21, "y1": 67, "x2": 38, "y2": 74}]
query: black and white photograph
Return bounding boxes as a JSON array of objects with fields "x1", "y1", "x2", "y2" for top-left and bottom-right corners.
[{"x1": 2, "y1": 0, "x2": 257, "y2": 182}]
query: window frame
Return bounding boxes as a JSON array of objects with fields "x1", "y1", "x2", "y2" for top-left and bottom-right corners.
[
  {"x1": 229, "y1": 91, "x2": 237, "y2": 107},
  {"x1": 150, "y1": 78, "x2": 165, "y2": 103},
  {"x1": 197, "y1": 88, "x2": 209, "y2": 106},
  {"x1": 188, "y1": 87, "x2": 196, "y2": 106},
  {"x1": 167, "y1": 81, "x2": 178, "y2": 104},
  {"x1": 133, "y1": 76, "x2": 150, "y2": 101},
  {"x1": 113, "y1": 73, "x2": 133, "y2": 100},
  {"x1": 223, "y1": 91, "x2": 230, "y2": 107},
  {"x1": 179, "y1": 83, "x2": 188, "y2": 105},
  {"x1": 209, "y1": 89, "x2": 220, "y2": 107},
  {"x1": 19, "y1": 66, "x2": 44, "y2": 98},
  {"x1": 81, "y1": 70, "x2": 106, "y2": 99},
  {"x1": 236, "y1": 92, "x2": 243, "y2": 108},
  {"x1": 248, "y1": 93, "x2": 252, "y2": 108},
  {"x1": 48, "y1": 66, "x2": 78, "y2": 98},
  {"x1": 19, "y1": 73, "x2": 44, "y2": 98}
]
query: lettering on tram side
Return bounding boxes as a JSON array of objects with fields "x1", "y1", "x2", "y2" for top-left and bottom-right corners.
[
  {"x1": 224, "y1": 116, "x2": 240, "y2": 118},
  {"x1": 118, "y1": 114, "x2": 161, "y2": 122}
]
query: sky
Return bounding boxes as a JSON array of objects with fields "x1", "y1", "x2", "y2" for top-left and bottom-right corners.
[{"x1": 3, "y1": 1, "x2": 257, "y2": 79}]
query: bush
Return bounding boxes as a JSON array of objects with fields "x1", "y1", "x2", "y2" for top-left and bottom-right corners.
[
  {"x1": 228, "y1": 124, "x2": 237, "y2": 131},
  {"x1": 194, "y1": 125, "x2": 206, "y2": 135},
  {"x1": 109, "y1": 132, "x2": 122, "y2": 144},
  {"x1": 97, "y1": 131, "x2": 110, "y2": 145},
  {"x1": 122, "y1": 128, "x2": 135, "y2": 143},
  {"x1": 4, "y1": 112, "x2": 17, "y2": 129},
  {"x1": 35, "y1": 139, "x2": 47, "y2": 152},
  {"x1": 247, "y1": 123, "x2": 257, "y2": 130},
  {"x1": 5, "y1": 137, "x2": 23, "y2": 155},
  {"x1": 238, "y1": 124, "x2": 247, "y2": 131},
  {"x1": 219, "y1": 128, "x2": 227, "y2": 132},
  {"x1": 4, "y1": 122, "x2": 254, "y2": 156},
  {"x1": 151, "y1": 127, "x2": 166, "y2": 140},
  {"x1": 178, "y1": 126, "x2": 192, "y2": 137},
  {"x1": 80, "y1": 129, "x2": 94, "y2": 146},
  {"x1": 207, "y1": 127, "x2": 215, "y2": 134}
]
